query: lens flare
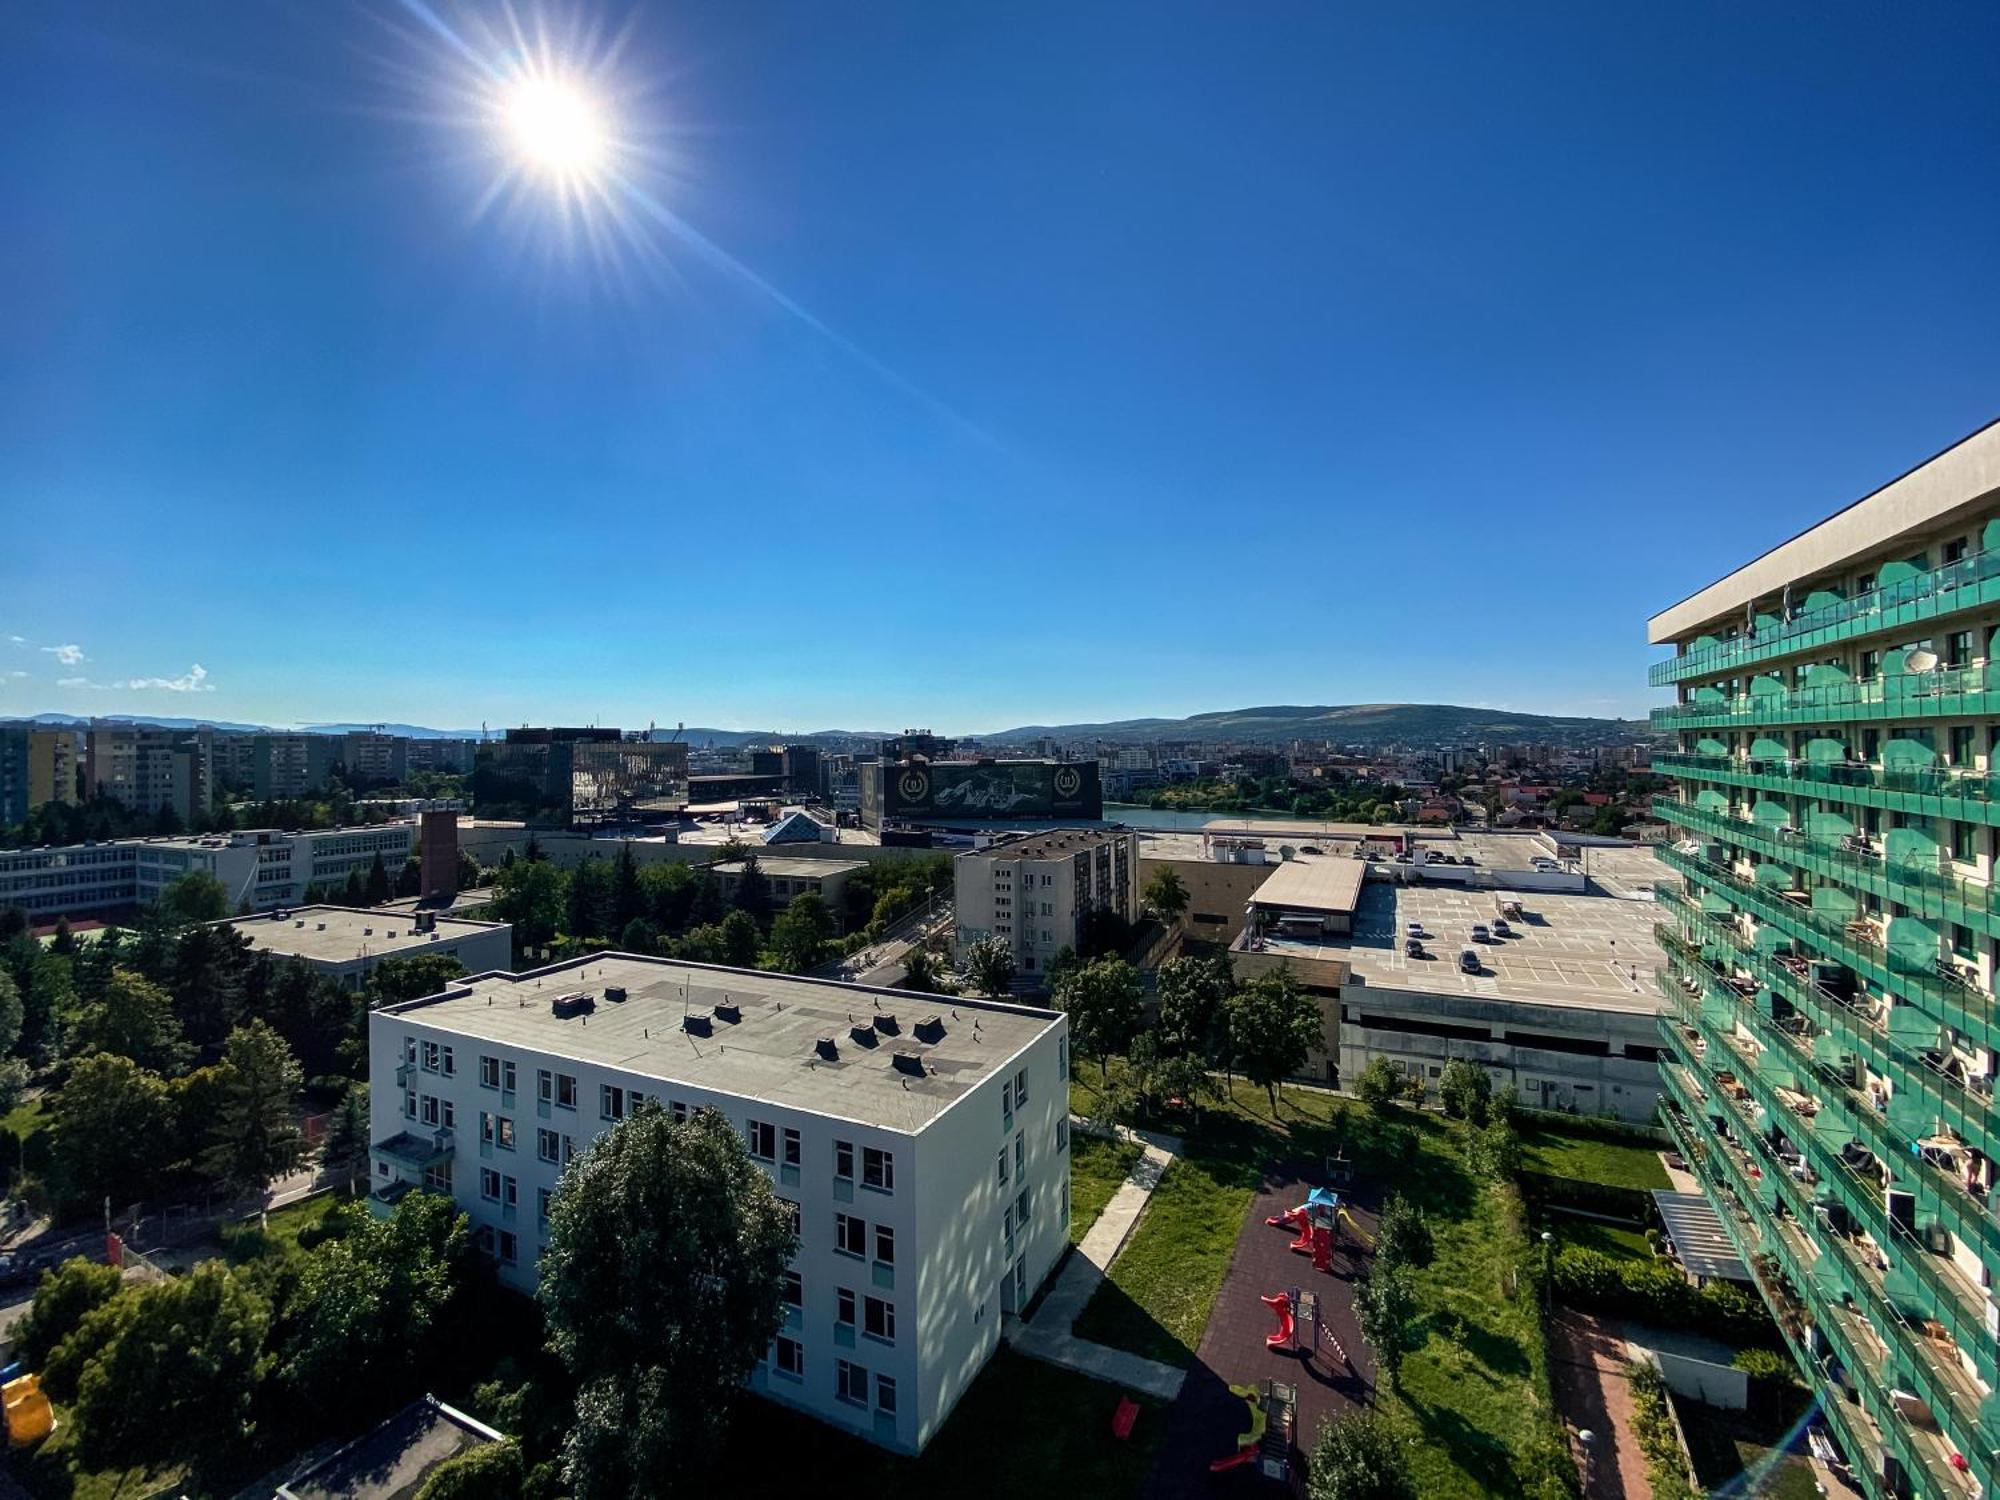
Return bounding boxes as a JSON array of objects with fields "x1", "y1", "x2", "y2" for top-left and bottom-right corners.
[{"x1": 504, "y1": 76, "x2": 607, "y2": 176}]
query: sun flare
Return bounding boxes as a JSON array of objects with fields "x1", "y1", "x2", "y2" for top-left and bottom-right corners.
[{"x1": 503, "y1": 76, "x2": 609, "y2": 176}]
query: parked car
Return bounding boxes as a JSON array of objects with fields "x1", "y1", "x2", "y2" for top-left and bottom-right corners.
[
  {"x1": 1471, "y1": 923, "x2": 1491, "y2": 943},
  {"x1": 1404, "y1": 938, "x2": 1426, "y2": 958},
  {"x1": 1492, "y1": 918, "x2": 1513, "y2": 937},
  {"x1": 1405, "y1": 921, "x2": 1425, "y2": 938},
  {"x1": 1459, "y1": 948, "x2": 1481, "y2": 974}
]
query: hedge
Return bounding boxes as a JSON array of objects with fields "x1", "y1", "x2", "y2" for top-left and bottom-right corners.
[
  {"x1": 1519, "y1": 1172, "x2": 1651, "y2": 1222},
  {"x1": 414, "y1": 1439, "x2": 524, "y2": 1500},
  {"x1": 1551, "y1": 1247, "x2": 1775, "y2": 1347}
]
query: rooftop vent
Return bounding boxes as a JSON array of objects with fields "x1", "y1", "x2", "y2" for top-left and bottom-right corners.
[
  {"x1": 815, "y1": 1036, "x2": 839, "y2": 1062},
  {"x1": 551, "y1": 991, "x2": 595, "y2": 1020},
  {"x1": 849, "y1": 1022, "x2": 879, "y2": 1048},
  {"x1": 317, "y1": 922, "x2": 327, "y2": 931},
  {"x1": 682, "y1": 1013, "x2": 713, "y2": 1037},
  {"x1": 914, "y1": 1015, "x2": 946, "y2": 1044},
  {"x1": 890, "y1": 1051, "x2": 926, "y2": 1078},
  {"x1": 872, "y1": 1012, "x2": 899, "y2": 1036},
  {"x1": 604, "y1": 985, "x2": 628, "y2": 1003},
  {"x1": 295, "y1": 919, "x2": 305, "y2": 929},
  {"x1": 363, "y1": 927, "x2": 374, "y2": 937},
  {"x1": 713, "y1": 1001, "x2": 741, "y2": 1024}
]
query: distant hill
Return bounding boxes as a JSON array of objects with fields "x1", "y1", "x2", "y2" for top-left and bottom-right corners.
[{"x1": 980, "y1": 703, "x2": 1652, "y2": 747}]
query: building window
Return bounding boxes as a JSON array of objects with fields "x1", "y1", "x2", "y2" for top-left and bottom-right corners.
[
  {"x1": 1013, "y1": 1068, "x2": 1028, "y2": 1108},
  {"x1": 1058, "y1": 1038, "x2": 1068, "y2": 1080},
  {"x1": 1002, "y1": 1090, "x2": 1013, "y2": 1131},
  {"x1": 863, "y1": 1296, "x2": 895, "y2": 1343},
  {"x1": 481, "y1": 1168, "x2": 501, "y2": 1200},
  {"x1": 862, "y1": 1147, "x2": 893, "y2": 1193},
  {"x1": 747, "y1": 1120, "x2": 777, "y2": 1161},
  {"x1": 774, "y1": 1337, "x2": 804, "y2": 1378},
  {"x1": 600, "y1": 1085, "x2": 626, "y2": 1122},
  {"x1": 1014, "y1": 1134, "x2": 1024, "y2": 1177},
  {"x1": 480, "y1": 1112, "x2": 496, "y2": 1146},
  {"x1": 422, "y1": 1040, "x2": 441, "y2": 1073},
  {"x1": 835, "y1": 1213, "x2": 867, "y2": 1257},
  {"x1": 835, "y1": 1140, "x2": 854, "y2": 1181},
  {"x1": 537, "y1": 1188, "x2": 551, "y2": 1227},
  {"x1": 538, "y1": 1128, "x2": 560, "y2": 1163},
  {"x1": 1016, "y1": 1187, "x2": 1030, "y2": 1227},
  {"x1": 997, "y1": 1148, "x2": 1008, "y2": 1187},
  {"x1": 496, "y1": 1117, "x2": 515, "y2": 1151},
  {"x1": 671, "y1": 1100, "x2": 688, "y2": 1122},
  {"x1": 537, "y1": 1069, "x2": 552, "y2": 1104},
  {"x1": 876, "y1": 1374, "x2": 897, "y2": 1415},
  {"x1": 480, "y1": 1055, "x2": 503, "y2": 1089},
  {"x1": 497, "y1": 1230, "x2": 517, "y2": 1265},
  {"x1": 1056, "y1": 1117, "x2": 1069, "y2": 1151},
  {"x1": 777, "y1": 1198, "x2": 801, "y2": 1237},
  {"x1": 782, "y1": 1271, "x2": 802, "y2": 1308},
  {"x1": 836, "y1": 1359, "x2": 868, "y2": 1406},
  {"x1": 502, "y1": 1174, "x2": 518, "y2": 1207},
  {"x1": 556, "y1": 1074, "x2": 578, "y2": 1110},
  {"x1": 562, "y1": 1135, "x2": 577, "y2": 1163},
  {"x1": 837, "y1": 1288, "x2": 856, "y2": 1329},
  {"x1": 874, "y1": 1224, "x2": 894, "y2": 1266},
  {"x1": 783, "y1": 1127, "x2": 801, "y2": 1167},
  {"x1": 439, "y1": 1046, "x2": 455, "y2": 1077}
]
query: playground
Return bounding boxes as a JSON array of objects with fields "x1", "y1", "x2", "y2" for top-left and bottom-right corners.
[{"x1": 1142, "y1": 1166, "x2": 1380, "y2": 1498}]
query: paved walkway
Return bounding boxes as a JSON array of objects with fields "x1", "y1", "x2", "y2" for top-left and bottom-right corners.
[
  {"x1": 1550, "y1": 1309, "x2": 1653, "y2": 1500},
  {"x1": 1010, "y1": 1123, "x2": 1187, "y2": 1401}
]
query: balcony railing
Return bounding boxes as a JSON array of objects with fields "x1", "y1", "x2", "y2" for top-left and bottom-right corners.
[
  {"x1": 1654, "y1": 751, "x2": 2000, "y2": 822},
  {"x1": 1651, "y1": 659, "x2": 2000, "y2": 731},
  {"x1": 1656, "y1": 797, "x2": 2000, "y2": 940},
  {"x1": 1650, "y1": 542, "x2": 2000, "y2": 687}
]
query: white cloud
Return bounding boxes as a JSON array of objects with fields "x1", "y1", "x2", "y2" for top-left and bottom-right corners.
[
  {"x1": 124, "y1": 663, "x2": 214, "y2": 693},
  {"x1": 5, "y1": 670, "x2": 24, "y2": 679},
  {"x1": 41, "y1": 644, "x2": 85, "y2": 665},
  {"x1": 6, "y1": 636, "x2": 24, "y2": 646},
  {"x1": 57, "y1": 676, "x2": 91, "y2": 688}
]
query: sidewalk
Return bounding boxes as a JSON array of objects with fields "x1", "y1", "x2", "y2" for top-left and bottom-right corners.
[
  {"x1": 1010, "y1": 1123, "x2": 1186, "y2": 1401},
  {"x1": 1550, "y1": 1308, "x2": 1653, "y2": 1500}
]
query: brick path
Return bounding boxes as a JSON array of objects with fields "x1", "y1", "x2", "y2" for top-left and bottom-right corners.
[{"x1": 1550, "y1": 1309, "x2": 1653, "y2": 1500}]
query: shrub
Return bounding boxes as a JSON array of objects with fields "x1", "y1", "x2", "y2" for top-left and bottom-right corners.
[
  {"x1": 1376, "y1": 1193, "x2": 1435, "y2": 1272},
  {"x1": 1513, "y1": 1421, "x2": 1581, "y2": 1500},
  {"x1": 12, "y1": 1256, "x2": 124, "y2": 1370},
  {"x1": 1550, "y1": 1247, "x2": 1777, "y2": 1346},
  {"x1": 1730, "y1": 1346, "x2": 1796, "y2": 1385},
  {"x1": 1354, "y1": 1057, "x2": 1403, "y2": 1111},
  {"x1": 1307, "y1": 1409, "x2": 1417, "y2": 1500},
  {"x1": 1438, "y1": 1059, "x2": 1494, "y2": 1125},
  {"x1": 1627, "y1": 1361, "x2": 1700, "y2": 1500}
]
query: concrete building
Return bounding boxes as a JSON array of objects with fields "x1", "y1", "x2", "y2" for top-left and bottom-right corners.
[
  {"x1": 952, "y1": 828, "x2": 1138, "y2": 984},
  {"x1": 219, "y1": 905, "x2": 512, "y2": 988},
  {"x1": 473, "y1": 729, "x2": 688, "y2": 827},
  {"x1": 0, "y1": 729, "x2": 27, "y2": 829},
  {"x1": 709, "y1": 856, "x2": 866, "y2": 929},
  {"x1": 253, "y1": 734, "x2": 341, "y2": 800},
  {"x1": 1649, "y1": 417, "x2": 2000, "y2": 1497},
  {"x1": 368, "y1": 956, "x2": 1071, "y2": 1453},
  {"x1": 85, "y1": 724, "x2": 211, "y2": 823},
  {"x1": 405, "y1": 737, "x2": 479, "y2": 775},
  {"x1": 0, "y1": 821, "x2": 421, "y2": 921},
  {"x1": 342, "y1": 731, "x2": 409, "y2": 787},
  {"x1": 861, "y1": 758, "x2": 1102, "y2": 832},
  {"x1": 781, "y1": 744, "x2": 822, "y2": 796}
]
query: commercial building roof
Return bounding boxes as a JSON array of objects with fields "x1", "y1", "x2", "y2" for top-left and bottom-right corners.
[
  {"x1": 382, "y1": 953, "x2": 1061, "y2": 1133},
  {"x1": 958, "y1": 828, "x2": 1132, "y2": 862},
  {"x1": 220, "y1": 905, "x2": 506, "y2": 965},
  {"x1": 1268, "y1": 882, "x2": 1664, "y2": 1013},
  {"x1": 1248, "y1": 857, "x2": 1366, "y2": 916},
  {"x1": 708, "y1": 857, "x2": 866, "y2": 880}
]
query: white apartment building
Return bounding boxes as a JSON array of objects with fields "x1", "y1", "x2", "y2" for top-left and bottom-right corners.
[
  {"x1": 952, "y1": 827, "x2": 1139, "y2": 983},
  {"x1": 217, "y1": 905, "x2": 513, "y2": 988},
  {"x1": 0, "y1": 822, "x2": 418, "y2": 920},
  {"x1": 368, "y1": 955, "x2": 1070, "y2": 1454}
]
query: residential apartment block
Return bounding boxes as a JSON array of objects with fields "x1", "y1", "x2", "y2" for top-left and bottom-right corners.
[
  {"x1": 85, "y1": 724, "x2": 211, "y2": 824},
  {"x1": 952, "y1": 827, "x2": 1138, "y2": 983},
  {"x1": 368, "y1": 956, "x2": 1070, "y2": 1453},
  {"x1": 1649, "y1": 417, "x2": 2000, "y2": 1498}
]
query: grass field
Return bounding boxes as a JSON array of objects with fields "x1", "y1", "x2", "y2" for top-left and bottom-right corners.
[
  {"x1": 1068, "y1": 1133, "x2": 1142, "y2": 1246},
  {"x1": 1068, "y1": 1072, "x2": 1566, "y2": 1497},
  {"x1": 1519, "y1": 1118, "x2": 1671, "y2": 1191},
  {"x1": 1539, "y1": 1214, "x2": 1652, "y2": 1261}
]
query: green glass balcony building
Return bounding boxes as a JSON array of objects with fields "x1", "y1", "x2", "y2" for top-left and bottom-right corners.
[{"x1": 1649, "y1": 418, "x2": 2000, "y2": 1499}]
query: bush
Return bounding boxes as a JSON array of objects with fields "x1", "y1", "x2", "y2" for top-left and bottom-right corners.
[
  {"x1": 1307, "y1": 1409, "x2": 1417, "y2": 1500},
  {"x1": 1354, "y1": 1057, "x2": 1404, "y2": 1111},
  {"x1": 1513, "y1": 1421, "x2": 1581, "y2": 1500},
  {"x1": 1376, "y1": 1193, "x2": 1434, "y2": 1271},
  {"x1": 1730, "y1": 1346, "x2": 1796, "y2": 1385},
  {"x1": 1551, "y1": 1247, "x2": 1777, "y2": 1346},
  {"x1": 1627, "y1": 1361, "x2": 1700, "y2": 1500},
  {"x1": 1518, "y1": 1172, "x2": 1651, "y2": 1221},
  {"x1": 12, "y1": 1256, "x2": 123, "y2": 1369},
  {"x1": 415, "y1": 1439, "x2": 524, "y2": 1500}
]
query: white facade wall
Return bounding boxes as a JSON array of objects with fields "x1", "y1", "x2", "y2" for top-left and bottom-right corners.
[{"x1": 367, "y1": 997, "x2": 1069, "y2": 1455}]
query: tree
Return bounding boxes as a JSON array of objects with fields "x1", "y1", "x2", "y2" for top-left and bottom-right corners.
[
  {"x1": 1228, "y1": 968, "x2": 1323, "y2": 1116},
  {"x1": 158, "y1": 870, "x2": 229, "y2": 926},
  {"x1": 1438, "y1": 1058, "x2": 1494, "y2": 1126},
  {"x1": 769, "y1": 893, "x2": 833, "y2": 973},
  {"x1": 416, "y1": 1441, "x2": 525, "y2": 1500},
  {"x1": 494, "y1": 859, "x2": 566, "y2": 954},
  {"x1": 342, "y1": 869, "x2": 367, "y2": 906},
  {"x1": 456, "y1": 847, "x2": 483, "y2": 891},
  {"x1": 619, "y1": 917, "x2": 660, "y2": 955},
  {"x1": 168, "y1": 920, "x2": 250, "y2": 1050},
  {"x1": 1375, "y1": 1193, "x2": 1435, "y2": 1272},
  {"x1": 371, "y1": 953, "x2": 469, "y2": 1005},
  {"x1": 539, "y1": 1106, "x2": 794, "y2": 1499},
  {"x1": 567, "y1": 857, "x2": 615, "y2": 941},
  {"x1": 730, "y1": 855, "x2": 771, "y2": 924},
  {"x1": 900, "y1": 947, "x2": 941, "y2": 993},
  {"x1": 1308, "y1": 1409, "x2": 1419, "y2": 1500},
  {"x1": 1156, "y1": 951, "x2": 1233, "y2": 1064},
  {"x1": 323, "y1": 1084, "x2": 370, "y2": 1191},
  {"x1": 51, "y1": 1053, "x2": 172, "y2": 1209},
  {"x1": 280, "y1": 1195, "x2": 471, "y2": 1418},
  {"x1": 1053, "y1": 958, "x2": 1144, "y2": 1080},
  {"x1": 964, "y1": 936, "x2": 1016, "y2": 998},
  {"x1": 74, "y1": 968, "x2": 192, "y2": 1075},
  {"x1": 1354, "y1": 1056, "x2": 1404, "y2": 1111},
  {"x1": 13, "y1": 1257, "x2": 124, "y2": 1370},
  {"x1": 1355, "y1": 1263, "x2": 1422, "y2": 1392},
  {"x1": 639, "y1": 862, "x2": 697, "y2": 936},
  {"x1": 1142, "y1": 867, "x2": 1190, "y2": 922},
  {"x1": 203, "y1": 1020, "x2": 306, "y2": 1196},
  {"x1": 396, "y1": 856, "x2": 424, "y2": 899},
  {"x1": 1468, "y1": 1113, "x2": 1523, "y2": 1181},
  {"x1": 718, "y1": 909, "x2": 761, "y2": 968},
  {"x1": 65, "y1": 1261, "x2": 271, "y2": 1472},
  {"x1": 0, "y1": 968, "x2": 23, "y2": 1057},
  {"x1": 365, "y1": 852, "x2": 393, "y2": 906},
  {"x1": 611, "y1": 843, "x2": 643, "y2": 934}
]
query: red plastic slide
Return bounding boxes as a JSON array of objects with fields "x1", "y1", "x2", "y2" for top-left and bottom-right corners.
[
  {"x1": 1208, "y1": 1449, "x2": 1257, "y2": 1474},
  {"x1": 1263, "y1": 1293, "x2": 1294, "y2": 1349},
  {"x1": 1265, "y1": 1204, "x2": 1308, "y2": 1231}
]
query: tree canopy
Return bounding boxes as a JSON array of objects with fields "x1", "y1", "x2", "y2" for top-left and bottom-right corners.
[
  {"x1": 964, "y1": 936, "x2": 1016, "y2": 998},
  {"x1": 1053, "y1": 958, "x2": 1144, "y2": 1079},
  {"x1": 1228, "y1": 968, "x2": 1323, "y2": 1114}
]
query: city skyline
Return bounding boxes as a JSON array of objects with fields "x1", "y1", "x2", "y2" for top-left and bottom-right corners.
[{"x1": 6, "y1": 3, "x2": 1999, "y2": 731}]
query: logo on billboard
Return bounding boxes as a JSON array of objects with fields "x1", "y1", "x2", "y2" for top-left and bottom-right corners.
[
  {"x1": 897, "y1": 769, "x2": 931, "y2": 803},
  {"x1": 1053, "y1": 766, "x2": 1082, "y2": 798}
]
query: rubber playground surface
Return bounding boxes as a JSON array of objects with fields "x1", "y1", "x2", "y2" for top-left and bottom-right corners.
[{"x1": 1142, "y1": 1168, "x2": 1379, "y2": 1498}]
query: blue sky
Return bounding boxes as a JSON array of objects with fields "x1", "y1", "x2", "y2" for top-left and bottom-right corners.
[{"x1": 3, "y1": 3, "x2": 1997, "y2": 735}]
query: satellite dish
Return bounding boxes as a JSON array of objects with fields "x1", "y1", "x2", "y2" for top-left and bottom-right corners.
[{"x1": 1904, "y1": 649, "x2": 1940, "y2": 674}]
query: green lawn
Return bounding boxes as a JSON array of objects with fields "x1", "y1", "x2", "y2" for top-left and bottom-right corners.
[
  {"x1": 1068, "y1": 1073, "x2": 1566, "y2": 1498},
  {"x1": 729, "y1": 1349, "x2": 1163, "y2": 1500},
  {"x1": 1519, "y1": 1118, "x2": 1670, "y2": 1191},
  {"x1": 1068, "y1": 1133, "x2": 1142, "y2": 1246},
  {"x1": 1539, "y1": 1214, "x2": 1653, "y2": 1261}
]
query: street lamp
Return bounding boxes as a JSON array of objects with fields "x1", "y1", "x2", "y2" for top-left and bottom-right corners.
[
  {"x1": 1540, "y1": 1229, "x2": 1555, "y2": 1309},
  {"x1": 1578, "y1": 1429, "x2": 1595, "y2": 1492}
]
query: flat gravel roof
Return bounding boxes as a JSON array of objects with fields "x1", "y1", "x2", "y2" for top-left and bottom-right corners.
[{"x1": 222, "y1": 906, "x2": 505, "y2": 965}]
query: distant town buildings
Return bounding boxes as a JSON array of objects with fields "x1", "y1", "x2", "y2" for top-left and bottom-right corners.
[
  {"x1": 472, "y1": 728, "x2": 689, "y2": 828},
  {"x1": 860, "y1": 758, "x2": 1103, "y2": 833}
]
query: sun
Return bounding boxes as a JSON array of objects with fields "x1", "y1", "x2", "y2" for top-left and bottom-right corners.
[{"x1": 503, "y1": 76, "x2": 609, "y2": 176}]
